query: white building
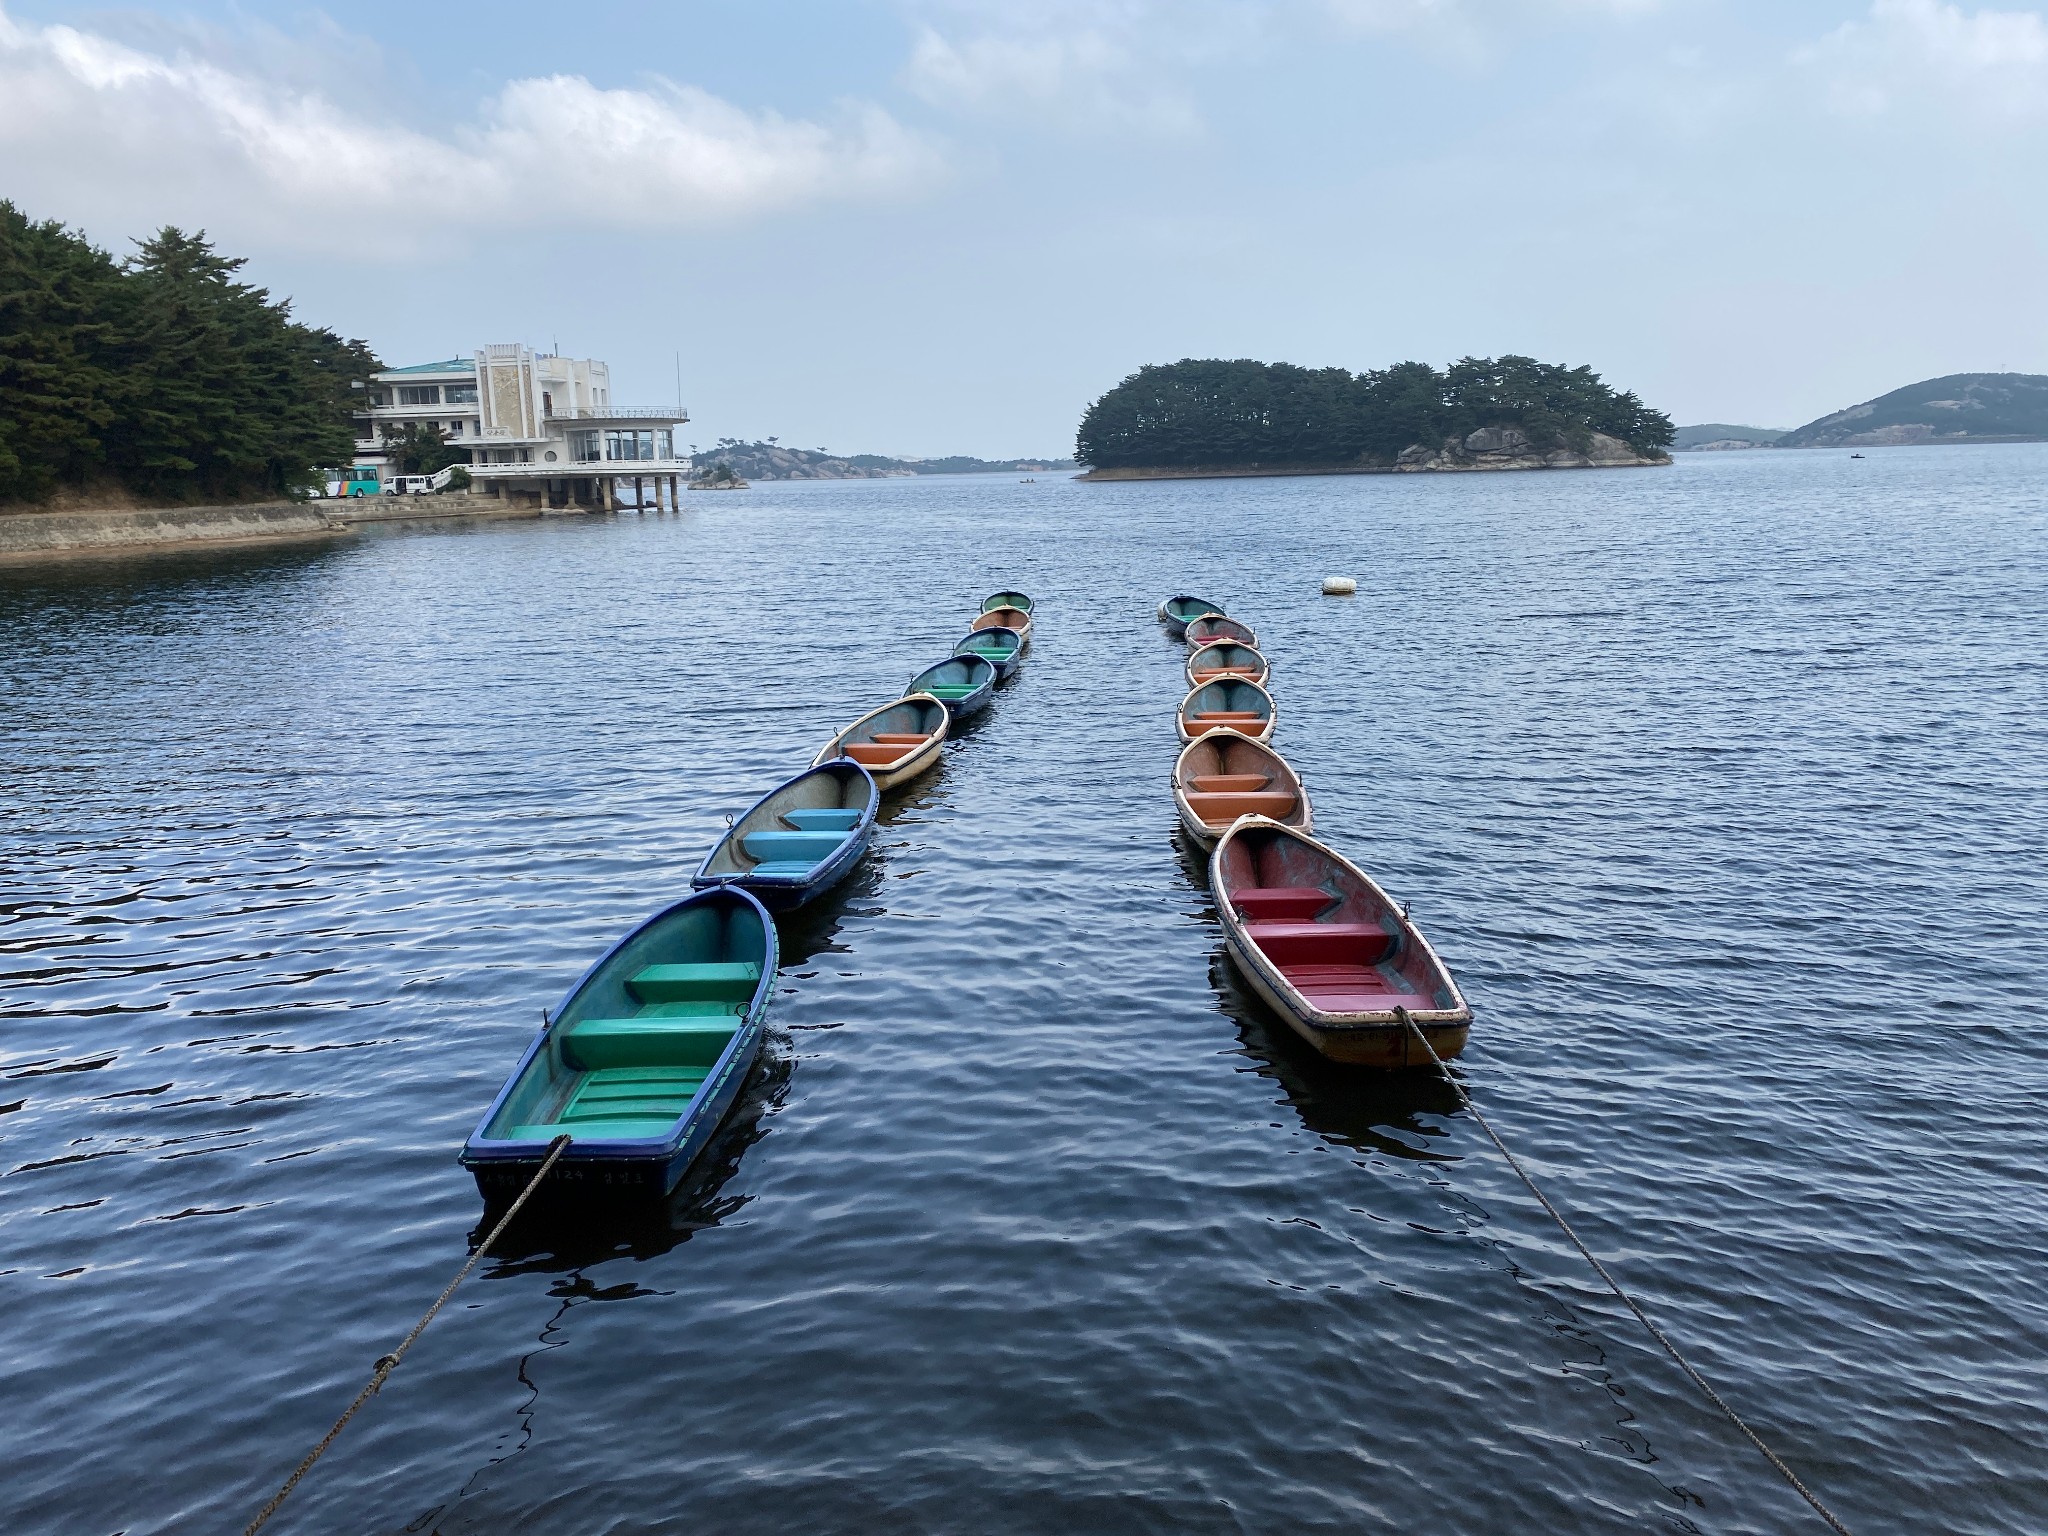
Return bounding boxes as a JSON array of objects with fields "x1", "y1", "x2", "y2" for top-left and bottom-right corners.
[{"x1": 355, "y1": 345, "x2": 693, "y2": 510}]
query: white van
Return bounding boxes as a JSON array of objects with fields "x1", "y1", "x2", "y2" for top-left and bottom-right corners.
[{"x1": 384, "y1": 475, "x2": 436, "y2": 496}]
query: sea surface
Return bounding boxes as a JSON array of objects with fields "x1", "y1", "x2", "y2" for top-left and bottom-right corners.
[{"x1": 2, "y1": 447, "x2": 2044, "y2": 1535}]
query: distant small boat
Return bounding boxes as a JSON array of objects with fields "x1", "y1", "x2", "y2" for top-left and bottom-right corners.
[
  {"x1": 981, "y1": 590, "x2": 1034, "y2": 615},
  {"x1": 1159, "y1": 595, "x2": 1225, "y2": 638},
  {"x1": 1850, "y1": 453, "x2": 1865, "y2": 459},
  {"x1": 460, "y1": 885, "x2": 777, "y2": 1200},
  {"x1": 1211, "y1": 816, "x2": 1470, "y2": 1067},
  {"x1": 1173, "y1": 734, "x2": 1311, "y2": 849},
  {"x1": 906, "y1": 653, "x2": 998, "y2": 718},
  {"x1": 693, "y1": 760, "x2": 878, "y2": 911},
  {"x1": 1176, "y1": 677, "x2": 1275, "y2": 743},
  {"x1": 1186, "y1": 613, "x2": 1258, "y2": 649},
  {"x1": 954, "y1": 625, "x2": 1023, "y2": 680},
  {"x1": 1185, "y1": 640, "x2": 1269, "y2": 690},
  {"x1": 972, "y1": 606, "x2": 1033, "y2": 648},
  {"x1": 813, "y1": 693, "x2": 949, "y2": 791}
]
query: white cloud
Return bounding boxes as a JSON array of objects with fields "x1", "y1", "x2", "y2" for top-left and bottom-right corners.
[
  {"x1": 0, "y1": 7, "x2": 942, "y2": 255},
  {"x1": 1804, "y1": 0, "x2": 2048, "y2": 118}
]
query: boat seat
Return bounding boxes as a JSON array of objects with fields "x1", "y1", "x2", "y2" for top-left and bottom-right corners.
[
  {"x1": 1244, "y1": 920, "x2": 1395, "y2": 966},
  {"x1": 747, "y1": 861, "x2": 825, "y2": 878},
  {"x1": 843, "y1": 742, "x2": 913, "y2": 766},
  {"x1": 924, "y1": 684, "x2": 978, "y2": 699},
  {"x1": 511, "y1": 1063, "x2": 715, "y2": 1139},
  {"x1": 1194, "y1": 709, "x2": 1266, "y2": 718},
  {"x1": 1231, "y1": 886, "x2": 1332, "y2": 919},
  {"x1": 626, "y1": 961, "x2": 761, "y2": 1004},
  {"x1": 1278, "y1": 965, "x2": 1439, "y2": 1017},
  {"x1": 742, "y1": 830, "x2": 846, "y2": 865},
  {"x1": 783, "y1": 808, "x2": 862, "y2": 832},
  {"x1": 1184, "y1": 791, "x2": 1298, "y2": 823},
  {"x1": 1190, "y1": 774, "x2": 1269, "y2": 793},
  {"x1": 563, "y1": 1017, "x2": 740, "y2": 1071},
  {"x1": 1191, "y1": 667, "x2": 1261, "y2": 683},
  {"x1": 868, "y1": 733, "x2": 929, "y2": 745}
]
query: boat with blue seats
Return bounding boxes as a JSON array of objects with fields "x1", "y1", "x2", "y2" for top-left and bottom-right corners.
[
  {"x1": 953, "y1": 625, "x2": 1023, "y2": 680},
  {"x1": 981, "y1": 590, "x2": 1034, "y2": 615},
  {"x1": 1158, "y1": 594, "x2": 1225, "y2": 637},
  {"x1": 460, "y1": 885, "x2": 777, "y2": 1200},
  {"x1": 693, "y1": 760, "x2": 878, "y2": 911},
  {"x1": 813, "y1": 694, "x2": 949, "y2": 791},
  {"x1": 1176, "y1": 677, "x2": 1276, "y2": 743},
  {"x1": 906, "y1": 654, "x2": 997, "y2": 718}
]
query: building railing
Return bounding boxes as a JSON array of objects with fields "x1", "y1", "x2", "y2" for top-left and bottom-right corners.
[{"x1": 553, "y1": 406, "x2": 690, "y2": 420}]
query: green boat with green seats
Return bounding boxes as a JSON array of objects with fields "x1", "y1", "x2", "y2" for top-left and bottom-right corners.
[
  {"x1": 460, "y1": 885, "x2": 776, "y2": 1202},
  {"x1": 906, "y1": 653, "x2": 997, "y2": 718},
  {"x1": 953, "y1": 625, "x2": 1022, "y2": 680},
  {"x1": 981, "y1": 590, "x2": 1033, "y2": 615}
]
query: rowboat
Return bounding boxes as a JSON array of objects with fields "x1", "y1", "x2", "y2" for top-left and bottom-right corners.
[
  {"x1": 1186, "y1": 613, "x2": 1258, "y2": 649},
  {"x1": 981, "y1": 590, "x2": 1034, "y2": 615},
  {"x1": 693, "y1": 760, "x2": 878, "y2": 911},
  {"x1": 460, "y1": 885, "x2": 777, "y2": 1200},
  {"x1": 1185, "y1": 640, "x2": 1270, "y2": 690},
  {"x1": 1210, "y1": 816, "x2": 1470, "y2": 1066},
  {"x1": 813, "y1": 693, "x2": 949, "y2": 791},
  {"x1": 1176, "y1": 677, "x2": 1276, "y2": 743},
  {"x1": 1172, "y1": 734, "x2": 1311, "y2": 848},
  {"x1": 971, "y1": 606, "x2": 1033, "y2": 648},
  {"x1": 953, "y1": 625, "x2": 1023, "y2": 680},
  {"x1": 906, "y1": 653, "x2": 997, "y2": 718},
  {"x1": 1158, "y1": 595, "x2": 1224, "y2": 637}
]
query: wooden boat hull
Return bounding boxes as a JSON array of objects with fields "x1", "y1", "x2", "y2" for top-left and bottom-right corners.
[
  {"x1": 460, "y1": 886, "x2": 777, "y2": 1201},
  {"x1": 693, "y1": 760, "x2": 879, "y2": 911},
  {"x1": 1172, "y1": 734, "x2": 1311, "y2": 849},
  {"x1": 1185, "y1": 641, "x2": 1269, "y2": 690},
  {"x1": 813, "y1": 693, "x2": 949, "y2": 791},
  {"x1": 1185, "y1": 614, "x2": 1258, "y2": 649},
  {"x1": 1210, "y1": 816, "x2": 1470, "y2": 1067},
  {"x1": 1176, "y1": 677, "x2": 1276, "y2": 744},
  {"x1": 953, "y1": 625, "x2": 1022, "y2": 680},
  {"x1": 907, "y1": 654, "x2": 997, "y2": 718},
  {"x1": 981, "y1": 590, "x2": 1034, "y2": 615},
  {"x1": 1158, "y1": 595, "x2": 1224, "y2": 638},
  {"x1": 971, "y1": 607, "x2": 1032, "y2": 650}
]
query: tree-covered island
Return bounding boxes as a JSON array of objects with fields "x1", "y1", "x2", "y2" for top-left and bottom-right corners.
[{"x1": 1075, "y1": 356, "x2": 1674, "y2": 477}]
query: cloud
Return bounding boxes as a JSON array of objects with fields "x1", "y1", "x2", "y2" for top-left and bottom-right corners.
[
  {"x1": 1804, "y1": 0, "x2": 2048, "y2": 118},
  {"x1": 0, "y1": 6, "x2": 942, "y2": 255}
]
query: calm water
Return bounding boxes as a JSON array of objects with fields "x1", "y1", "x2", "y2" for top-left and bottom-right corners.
[{"x1": 3, "y1": 448, "x2": 2044, "y2": 1534}]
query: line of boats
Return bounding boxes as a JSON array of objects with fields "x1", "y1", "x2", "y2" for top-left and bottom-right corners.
[
  {"x1": 459, "y1": 591, "x2": 1038, "y2": 1203},
  {"x1": 1158, "y1": 593, "x2": 1474, "y2": 1069}
]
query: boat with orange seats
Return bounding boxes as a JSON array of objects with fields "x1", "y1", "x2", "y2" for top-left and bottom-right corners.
[
  {"x1": 1175, "y1": 677, "x2": 1275, "y2": 743},
  {"x1": 1185, "y1": 640, "x2": 1269, "y2": 690},
  {"x1": 812, "y1": 694, "x2": 949, "y2": 791},
  {"x1": 1158, "y1": 594, "x2": 1224, "y2": 638},
  {"x1": 1210, "y1": 817, "x2": 1470, "y2": 1066},
  {"x1": 1185, "y1": 613, "x2": 1258, "y2": 649},
  {"x1": 1172, "y1": 734, "x2": 1310, "y2": 849},
  {"x1": 971, "y1": 606, "x2": 1032, "y2": 649}
]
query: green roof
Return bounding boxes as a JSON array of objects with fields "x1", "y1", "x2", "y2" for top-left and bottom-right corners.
[{"x1": 382, "y1": 358, "x2": 476, "y2": 375}]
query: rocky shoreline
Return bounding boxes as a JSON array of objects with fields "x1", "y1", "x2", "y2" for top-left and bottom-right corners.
[{"x1": 1078, "y1": 428, "x2": 1668, "y2": 481}]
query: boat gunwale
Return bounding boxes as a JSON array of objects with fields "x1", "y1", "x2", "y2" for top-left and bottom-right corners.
[
  {"x1": 459, "y1": 884, "x2": 779, "y2": 1166},
  {"x1": 1208, "y1": 814, "x2": 1471, "y2": 1031}
]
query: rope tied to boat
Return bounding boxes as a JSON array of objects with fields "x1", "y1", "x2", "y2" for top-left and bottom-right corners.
[
  {"x1": 1391, "y1": 1008, "x2": 1853, "y2": 1536},
  {"x1": 242, "y1": 1134, "x2": 572, "y2": 1536}
]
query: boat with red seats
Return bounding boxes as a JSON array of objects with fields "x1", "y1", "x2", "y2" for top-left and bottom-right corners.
[
  {"x1": 1210, "y1": 816, "x2": 1470, "y2": 1066},
  {"x1": 1172, "y1": 734, "x2": 1311, "y2": 848},
  {"x1": 1185, "y1": 640, "x2": 1269, "y2": 690},
  {"x1": 1175, "y1": 677, "x2": 1275, "y2": 743},
  {"x1": 1185, "y1": 613, "x2": 1258, "y2": 649}
]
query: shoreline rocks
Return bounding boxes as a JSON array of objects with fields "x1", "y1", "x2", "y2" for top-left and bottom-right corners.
[{"x1": 1077, "y1": 429, "x2": 1669, "y2": 482}]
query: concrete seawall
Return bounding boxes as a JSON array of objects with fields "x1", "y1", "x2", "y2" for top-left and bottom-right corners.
[{"x1": 0, "y1": 502, "x2": 348, "y2": 563}]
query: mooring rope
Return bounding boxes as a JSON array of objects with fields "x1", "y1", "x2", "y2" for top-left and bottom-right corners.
[
  {"x1": 242, "y1": 1134, "x2": 572, "y2": 1536},
  {"x1": 1392, "y1": 1009, "x2": 1852, "y2": 1536}
]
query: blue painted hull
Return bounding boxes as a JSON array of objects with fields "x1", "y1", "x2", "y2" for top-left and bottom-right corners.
[
  {"x1": 692, "y1": 760, "x2": 881, "y2": 913},
  {"x1": 696, "y1": 824, "x2": 874, "y2": 911}
]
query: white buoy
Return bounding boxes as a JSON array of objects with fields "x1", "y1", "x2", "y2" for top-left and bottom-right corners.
[{"x1": 1322, "y1": 576, "x2": 1358, "y2": 596}]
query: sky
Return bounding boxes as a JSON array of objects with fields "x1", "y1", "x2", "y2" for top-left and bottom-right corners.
[{"x1": 2, "y1": 1, "x2": 2044, "y2": 456}]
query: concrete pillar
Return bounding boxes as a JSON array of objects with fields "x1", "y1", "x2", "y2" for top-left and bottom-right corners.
[{"x1": 602, "y1": 476, "x2": 615, "y2": 512}]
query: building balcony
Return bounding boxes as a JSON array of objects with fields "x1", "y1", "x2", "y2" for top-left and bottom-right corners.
[
  {"x1": 466, "y1": 458, "x2": 696, "y2": 479},
  {"x1": 551, "y1": 406, "x2": 690, "y2": 422}
]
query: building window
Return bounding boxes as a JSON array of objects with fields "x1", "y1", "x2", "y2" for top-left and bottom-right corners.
[
  {"x1": 605, "y1": 429, "x2": 659, "y2": 462},
  {"x1": 657, "y1": 429, "x2": 672, "y2": 459},
  {"x1": 398, "y1": 385, "x2": 440, "y2": 406},
  {"x1": 571, "y1": 430, "x2": 600, "y2": 462},
  {"x1": 445, "y1": 383, "x2": 478, "y2": 404},
  {"x1": 447, "y1": 420, "x2": 463, "y2": 437},
  {"x1": 368, "y1": 390, "x2": 388, "y2": 407},
  {"x1": 542, "y1": 391, "x2": 554, "y2": 418}
]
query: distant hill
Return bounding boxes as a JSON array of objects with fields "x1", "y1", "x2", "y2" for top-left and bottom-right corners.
[
  {"x1": 1672, "y1": 423, "x2": 1787, "y2": 451},
  {"x1": 1777, "y1": 373, "x2": 2048, "y2": 448},
  {"x1": 697, "y1": 439, "x2": 1073, "y2": 481}
]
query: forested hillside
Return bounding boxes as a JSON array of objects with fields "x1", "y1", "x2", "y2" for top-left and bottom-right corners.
[
  {"x1": 1076, "y1": 356, "x2": 1673, "y2": 471},
  {"x1": 0, "y1": 202, "x2": 375, "y2": 507},
  {"x1": 1776, "y1": 373, "x2": 2048, "y2": 448}
]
